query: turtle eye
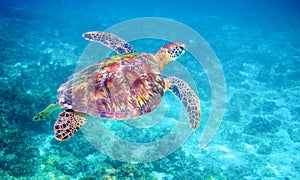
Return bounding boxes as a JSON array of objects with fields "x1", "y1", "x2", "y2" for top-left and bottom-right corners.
[
  {"x1": 178, "y1": 43, "x2": 187, "y2": 52},
  {"x1": 179, "y1": 45, "x2": 185, "y2": 50}
]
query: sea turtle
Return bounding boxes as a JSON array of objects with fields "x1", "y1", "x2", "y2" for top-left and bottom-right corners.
[{"x1": 33, "y1": 32, "x2": 201, "y2": 141}]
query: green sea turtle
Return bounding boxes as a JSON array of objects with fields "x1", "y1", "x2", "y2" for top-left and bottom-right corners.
[{"x1": 33, "y1": 32, "x2": 201, "y2": 141}]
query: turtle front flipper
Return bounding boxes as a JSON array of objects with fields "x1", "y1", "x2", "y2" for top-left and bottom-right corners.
[
  {"x1": 165, "y1": 76, "x2": 201, "y2": 130},
  {"x1": 54, "y1": 109, "x2": 87, "y2": 141},
  {"x1": 82, "y1": 31, "x2": 136, "y2": 55},
  {"x1": 33, "y1": 103, "x2": 60, "y2": 121}
]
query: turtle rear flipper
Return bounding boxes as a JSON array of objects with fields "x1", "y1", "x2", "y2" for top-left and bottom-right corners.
[
  {"x1": 165, "y1": 76, "x2": 201, "y2": 129},
  {"x1": 54, "y1": 109, "x2": 87, "y2": 141},
  {"x1": 33, "y1": 103, "x2": 60, "y2": 121},
  {"x1": 82, "y1": 31, "x2": 136, "y2": 55}
]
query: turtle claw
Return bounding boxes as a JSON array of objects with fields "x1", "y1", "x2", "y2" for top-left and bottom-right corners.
[{"x1": 54, "y1": 109, "x2": 87, "y2": 141}]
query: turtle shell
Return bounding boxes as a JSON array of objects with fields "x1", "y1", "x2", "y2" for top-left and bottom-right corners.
[{"x1": 57, "y1": 53, "x2": 165, "y2": 119}]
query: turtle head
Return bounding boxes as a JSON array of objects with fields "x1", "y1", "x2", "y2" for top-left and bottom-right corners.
[{"x1": 155, "y1": 42, "x2": 187, "y2": 70}]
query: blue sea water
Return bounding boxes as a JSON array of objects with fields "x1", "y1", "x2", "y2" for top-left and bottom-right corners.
[{"x1": 0, "y1": 0, "x2": 299, "y2": 179}]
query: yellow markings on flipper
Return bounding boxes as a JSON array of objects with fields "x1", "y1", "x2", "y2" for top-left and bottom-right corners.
[
  {"x1": 54, "y1": 109, "x2": 86, "y2": 141},
  {"x1": 33, "y1": 103, "x2": 61, "y2": 121},
  {"x1": 166, "y1": 76, "x2": 201, "y2": 130}
]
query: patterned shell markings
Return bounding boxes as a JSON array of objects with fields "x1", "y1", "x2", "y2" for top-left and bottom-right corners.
[{"x1": 58, "y1": 53, "x2": 165, "y2": 119}]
